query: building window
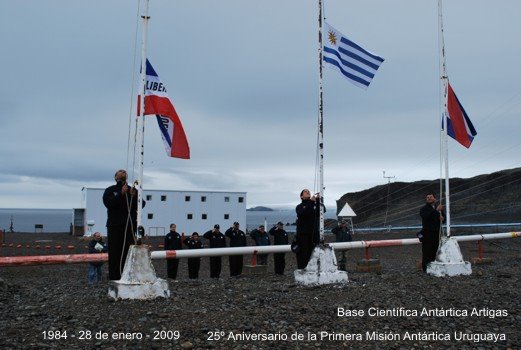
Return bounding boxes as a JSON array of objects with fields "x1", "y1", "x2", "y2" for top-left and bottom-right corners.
[
  {"x1": 185, "y1": 196, "x2": 191, "y2": 202},
  {"x1": 187, "y1": 214, "x2": 193, "y2": 220},
  {"x1": 202, "y1": 214, "x2": 207, "y2": 220},
  {"x1": 224, "y1": 214, "x2": 230, "y2": 220},
  {"x1": 146, "y1": 195, "x2": 152, "y2": 201},
  {"x1": 238, "y1": 197, "x2": 244, "y2": 203},
  {"x1": 224, "y1": 196, "x2": 230, "y2": 202},
  {"x1": 147, "y1": 213, "x2": 153, "y2": 219},
  {"x1": 161, "y1": 195, "x2": 167, "y2": 201},
  {"x1": 201, "y1": 196, "x2": 206, "y2": 202}
]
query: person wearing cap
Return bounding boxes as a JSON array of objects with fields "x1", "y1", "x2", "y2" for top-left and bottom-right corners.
[
  {"x1": 203, "y1": 224, "x2": 227, "y2": 278},
  {"x1": 225, "y1": 222, "x2": 247, "y2": 276},
  {"x1": 184, "y1": 232, "x2": 204, "y2": 279},
  {"x1": 269, "y1": 222, "x2": 289, "y2": 275},
  {"x1": 331, "y1": 219, "x2": 353, "y2": 270},
  {"x1": 295, "y1": 189, "x2": 321, "y2": 269},
  {"x1": 164, "y1": 223, "x2": 183, "y2": 280},
  {"x1": 250, "y1": 225, "x2": 270, "y2": 265}
]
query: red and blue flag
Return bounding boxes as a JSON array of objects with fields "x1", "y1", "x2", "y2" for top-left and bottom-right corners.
[
  {"x1": 445, "y1": 83, "x2": 477, "y2": 148},
  {"x1": 138, "y1": 59, "x2": 190, "y2": 159}
]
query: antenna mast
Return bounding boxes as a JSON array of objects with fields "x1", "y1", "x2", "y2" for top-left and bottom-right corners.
[{"x1": 382, "y1": 170, "x2": 395, "y2": 227}]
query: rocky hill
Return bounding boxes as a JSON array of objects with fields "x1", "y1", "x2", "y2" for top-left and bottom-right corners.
[{"x1": 337, "y1": 167, "x2": 521, "y2": 227}]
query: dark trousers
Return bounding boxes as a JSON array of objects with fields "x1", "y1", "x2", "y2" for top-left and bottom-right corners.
[
  {"x1": 274, "y1": 253, "x2": 285, "y2": 275},
  {"x1": 257, "y1": 254, "x2": 268, "y2": 265},
  {"x1": 107, "y1": 225, "x2": 134, "y2": 280},
  {"x1": 167, "y1": 259, "x2": 179, "y2": 279},
  {"x1": 188, "y1": 258, "x2": 200, "y2": 279},
  {"x1": 229, "y1": 255, "x2": 243, "y2": 276},
  {"x1": 210, "y1": 257, "x2": 222, "y2": 278},
  {"x1": 296, "y1": 234, "x2": 314, "y2": 269},
  {"x1": 422, "y1": 230, "x2": 440, "y2": 272}
]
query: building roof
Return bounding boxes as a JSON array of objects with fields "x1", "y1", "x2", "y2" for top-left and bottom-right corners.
[
  {"x1": 82, "y1": 187, "x2": 246, "y2": 194},
  {"x1": 338, "y1": 202, "x2": 357, "y2": 217}
]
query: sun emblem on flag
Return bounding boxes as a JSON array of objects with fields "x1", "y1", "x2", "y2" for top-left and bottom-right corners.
[{"x1": 328, "y1": 30, "x2": 337, "y2": 45}]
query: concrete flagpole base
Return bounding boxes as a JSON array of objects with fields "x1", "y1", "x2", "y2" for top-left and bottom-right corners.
[
  {"x1": 108, "y1": 245, "x2": 170, "y2": 300},
  {"x1": 427, "y1": 236, "x2": 472, "y2": 277},
  {"x1": 294, "y1": 245, "x2": 348, "y2": 286}
]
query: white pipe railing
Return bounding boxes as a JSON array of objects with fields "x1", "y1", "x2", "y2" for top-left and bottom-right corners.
[{"x1": 1, "y1": 232, "x2": 519, "y2": 266}]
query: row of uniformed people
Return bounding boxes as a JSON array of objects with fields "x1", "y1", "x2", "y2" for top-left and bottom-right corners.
[{"x1": 163, "y1": 221, "x2": 289, "y2": 279}]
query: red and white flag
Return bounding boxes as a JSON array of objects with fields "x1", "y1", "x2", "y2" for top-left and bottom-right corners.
[
  {"x1": 445, "y1": 83, "x2": 477, "y2": 149},
  {"x1": 138, "y1": 59, "x2": 190, "y2": 159}
]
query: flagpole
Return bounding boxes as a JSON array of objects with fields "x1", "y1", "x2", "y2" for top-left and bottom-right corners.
[
  {"x1": 318, "y1": 0, "x2": 325, "y2": 242},
  {"x1": 438, "y1": 0, "x2": 450, "y2": 237},
  {"x1": 137, "y1": 0, "x2": 150, "y2": 238}
]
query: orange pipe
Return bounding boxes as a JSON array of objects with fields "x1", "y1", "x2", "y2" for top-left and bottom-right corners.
[{"x1": 0, "y1": 253, "x2": 108, "y2": 267}]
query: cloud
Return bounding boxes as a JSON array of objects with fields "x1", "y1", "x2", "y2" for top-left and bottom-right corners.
[{"x1": 0, "y1": 0, "x2": 520, "y2": 209}]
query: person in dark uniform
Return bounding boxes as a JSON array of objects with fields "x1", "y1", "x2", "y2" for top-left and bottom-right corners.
[
  {"x1": 295, "y1": 189, "x2": 321, "y2": 269},
  {"x1": 164, "y1": 223, "x2": 183, "y2": 279},
  {"x1": 103, "y1": 169, "x2": 145, "y2": 281},
  {"x1": 419, "y1": 192, "x2": 445, "y2": 272},
  {"x1": 225, "y1": 222, "x2": 247, "y2": 277},
  {"x1": 269, "y1": 221, "x2": 289, "y2": 275},
  {"x1": 203, "y1": 224, "x2": 226, "y2": 278},
  {"x1": 184, "y1": 232, "x2": 203, "y2": 279},
  {"x1": 331, "y1": 219, "x2": 353, "y2": 270},
  {"x1": 250, "y1": 225, "x2": 270, "y2": 265}
]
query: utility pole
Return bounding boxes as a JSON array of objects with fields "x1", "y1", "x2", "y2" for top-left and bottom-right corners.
[{"x1": 383, "y1": 171, "x2": 395, "y2": 228}]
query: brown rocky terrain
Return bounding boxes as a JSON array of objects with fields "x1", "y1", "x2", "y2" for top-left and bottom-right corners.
[{"x1": 1, "y1": 231, "x2": 520, "y2": 349}]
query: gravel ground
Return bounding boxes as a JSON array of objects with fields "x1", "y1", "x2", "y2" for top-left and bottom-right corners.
[{"x1": 1, "y1": 231, "x2": 520, "y2": 349}]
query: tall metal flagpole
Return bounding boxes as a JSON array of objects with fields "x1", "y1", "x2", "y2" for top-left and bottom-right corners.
[
  {"x1": 137, "y1": 0, "x2": 150, "y2": 238},
  {"x1": 318, "y1": 0, "x2": 325, "y2": 242},
  {"x1": 438, "y1": 0, "x2": 451, "y2": 237}
]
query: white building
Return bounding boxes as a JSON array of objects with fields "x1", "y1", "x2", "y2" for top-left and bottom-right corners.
[{"x1": 79, "y1": 187, "x2": 247, "y2": 237}]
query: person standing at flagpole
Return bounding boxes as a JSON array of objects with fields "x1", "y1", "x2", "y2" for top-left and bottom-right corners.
[
  {"x1": 295, "y1": 189, "x2": 321, "y2": 269},
  {"x1": 103, "y1": 169, "x2": 145, "y2": 280},
  {"x1": 419, "y1": 192, "x2": 445, "y2": 272}
]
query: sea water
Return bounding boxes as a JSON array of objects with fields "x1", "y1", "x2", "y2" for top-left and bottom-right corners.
[{"x1": 0, "y1": 209, "x2": 72, "y2": 233}]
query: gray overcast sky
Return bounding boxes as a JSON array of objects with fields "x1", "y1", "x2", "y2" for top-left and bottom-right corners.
[{"x1": 0, "y1": 0, "x2": 520, "y2": 209}]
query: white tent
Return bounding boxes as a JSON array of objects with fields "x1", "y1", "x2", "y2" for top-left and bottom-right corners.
[
  {"x1": 338, "y1": 202, "x2": 356, "y2": 218},
  {"x1": 337, "y1": 202, "x2": 357, "y2": 235}
]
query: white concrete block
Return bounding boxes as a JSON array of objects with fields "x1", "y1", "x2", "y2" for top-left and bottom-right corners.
[
  {"x1": 108, "y1": 245, "x2": 170, "y2": 300},
  {"x1": 427, "y1": 237, "x2": 472, "y2": 277},
  {"x1": 294, "y1": 245, "x2": 348, "y2": 286}
]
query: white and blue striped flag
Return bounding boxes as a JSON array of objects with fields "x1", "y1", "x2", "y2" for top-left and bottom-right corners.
[{"x1": 323, "y1": 22, "x2": 384, "y2": 90}]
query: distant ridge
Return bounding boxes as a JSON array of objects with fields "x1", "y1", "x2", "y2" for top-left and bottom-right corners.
[
  {"x1": 337, "y1": 167, "x2": 521, "y2": 226},
  {"x1": 247, "y1": 206, "x2": 274, "y2": 212}
]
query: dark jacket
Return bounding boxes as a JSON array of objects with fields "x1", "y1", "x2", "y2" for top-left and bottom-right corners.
[
  {"x1": 296, "y1": 198, "x2": 321, "y2": 243},
  {"x1": 331, "y1": 225, "x2": 352, "y2": 242},
  {"x1": 420, "y1": 203, "x2": 445, "y2": 232},
  {"x1": 184, "y1": 237, "x2": 203, "y2": 250},
  {"x1": 225, "y1": 228, "x2": 247, "y2": 247},
  {"x1": 88, "y1": 238, "x2": 107, "y2": 266},
  {"x1": 269, "y1": 227, "x2": 289, "y2": 245},
  {"x1": 164, "y1": 231, "x2": 183, "y2": 251},
  {"x1": 203, "y1": 230, "x2": 227, "y2": 248},
  {"x1": 250, "y1": 229, "x2": 270, "y2": 246},
  {"x1": 103, "y1": 183, "x2": 145, "y2": 227}
]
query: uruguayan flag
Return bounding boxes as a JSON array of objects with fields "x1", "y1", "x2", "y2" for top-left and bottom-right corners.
[{"x1": 323, "y1": 22, "x2": 384, "y2": 90}]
